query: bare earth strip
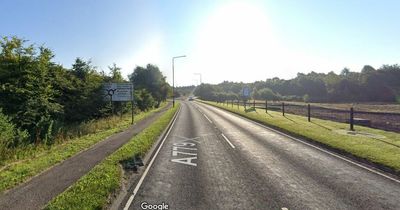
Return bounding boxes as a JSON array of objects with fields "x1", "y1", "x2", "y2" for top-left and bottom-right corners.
[{"x1": 0, "y1": 104, "x2": 171, "y2": 210}]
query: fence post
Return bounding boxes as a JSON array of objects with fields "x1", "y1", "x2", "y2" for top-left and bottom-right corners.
[
  {"x1": 265, "y1": 99, "x2": 268, "y2": 113},
  {"x1": 282, "y1": 102, "x2": 285, "y2": 116},
  {"x1": 253, "y1": 100, "x2": 255, "y2": 108},
  {"x1": 350, "y1": 107, "x2": 354, "y2": 131},
  {"x1": 308, "y1": 104, "x2": 311, "y2": 122}
]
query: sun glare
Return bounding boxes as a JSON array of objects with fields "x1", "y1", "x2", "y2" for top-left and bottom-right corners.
[{"x1": 190, "y1": 1, "x2": 282, "y2": 83}]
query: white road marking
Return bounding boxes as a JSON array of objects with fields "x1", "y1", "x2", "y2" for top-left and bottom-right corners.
[
  {"x1": 221, "y1": 133, "x2": 235, "y2": 149},
  {"x1": 282, "y1": 208, "x2": 289, "y2": 210},
  {"x1": 123, "y1": 107, "x2": 181, "y2": 210},
  {"x1": 200, "y1": 103, "x2": 400, "y2": 185},
  {"x1": 171, "y1": 157, "x2": 197, "y2": 166},
  {"x1": 203, "y1": 114, "x2": 213, "y2": 123}
]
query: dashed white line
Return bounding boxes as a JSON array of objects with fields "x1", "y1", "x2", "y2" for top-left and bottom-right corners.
[
  {"x1": 203, "y1": 114, "x2": 213, "y2": 124},
  {"x1": 204, "y1": 103, "x2": 400, "y2": 185},
  {"x1": 221, "y1": 133, "x2": 235, "y2": 149},
  {"x1": 123, "y1": 107, "x2": 181, "y2": 210}
]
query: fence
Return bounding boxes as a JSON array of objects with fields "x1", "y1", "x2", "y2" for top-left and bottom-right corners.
[{"x1": 216, "y1": 100, "x2": 400, "y2": 133}]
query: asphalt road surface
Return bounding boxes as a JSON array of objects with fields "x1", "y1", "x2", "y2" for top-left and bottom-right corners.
[{"x1": 124, "y1": 101, "x2": 400, "y2": 210}]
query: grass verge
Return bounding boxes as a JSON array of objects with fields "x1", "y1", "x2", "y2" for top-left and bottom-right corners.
[
  {"x1": 202, "y1": 101, "x2": 400, "y2": 174},
  {"x1": 45, "y1": 103, "x2": 179, "y2": 210},
  {"x1": 0, "y1": 103, "x2": 168, "y2": 193}
]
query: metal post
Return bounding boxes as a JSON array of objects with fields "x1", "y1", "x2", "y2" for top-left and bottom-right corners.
[
  {"x1": 131, "y1": 84, "x2": 134, "y2": 124},
  {"x1": 265, "y1": 99, "x2": 268, "y2": 113},
  {"x1": 282, "y1": 102, "x2": 285, "y2": 116},
  {"x1": 172, "y1": 58, "x2": 175, "y2": 107},
  {"x1": 172, "y1": 55, "x2": 186, "y2": 108},
  {"x1": 350, "y1": 107, "x2": 354, "y2": 131},
  {"x1": 308, "y1": 104, "x2": 311, "y2": 122},
  {"x1": 110, "y1": 95, "x2": 114, "y2": 116}
]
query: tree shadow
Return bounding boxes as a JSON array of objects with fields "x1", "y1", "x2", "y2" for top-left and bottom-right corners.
[
  {"x1": 283, "y1": 116, "x2": 297, "y2": 124},
  {"x1": 310, "y1": 121, "x2": 332, "y2": 131}
]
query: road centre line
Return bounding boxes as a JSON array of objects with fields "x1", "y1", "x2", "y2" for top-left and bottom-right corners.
[
  {"x1": 221, "y1": 133, "x2": 235, "y2": 149},
  {"x1": 203, "y1": 113, "x2": 213, "y2": 124},
  {"x1": 123, "y1": 106, "x2": 181, "y2": 210}
]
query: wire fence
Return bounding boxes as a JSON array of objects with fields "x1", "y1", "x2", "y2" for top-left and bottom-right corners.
[{"x1": 218, "y1": 100, "x2": 400, "y2": 133}]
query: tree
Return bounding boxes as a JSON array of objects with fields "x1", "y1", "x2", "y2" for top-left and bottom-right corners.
[{"x1": 129, "y1": 64, "x2": 169, "y2": 107}]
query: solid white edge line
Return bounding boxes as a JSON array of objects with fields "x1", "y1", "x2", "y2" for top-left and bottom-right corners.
[
  {"x1": 203, "y1": 114, "x2": 213, "y2": 124},
  {"x1": 123, "y1": 107, "x2": 181, "y2": 210},
  {"x1": 221, "y1": 133, "x2": 235, "y2": 149},
  {"x1": 199, "y1": 102, "x2": 400, "y2": 185}
]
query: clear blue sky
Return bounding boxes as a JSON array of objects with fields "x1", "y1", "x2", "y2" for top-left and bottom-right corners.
[{"x1": 1, "y1": 0, "x2": 399, "y2": 86}]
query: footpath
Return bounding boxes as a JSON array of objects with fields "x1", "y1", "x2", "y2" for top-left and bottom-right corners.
[{"x1": 0, "y1": 104, "x2": 171, "y2": 210}]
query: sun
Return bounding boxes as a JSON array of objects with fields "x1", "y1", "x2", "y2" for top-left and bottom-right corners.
[{"x1": 189, "y1": 1, "x2": 283, "y2": 83}]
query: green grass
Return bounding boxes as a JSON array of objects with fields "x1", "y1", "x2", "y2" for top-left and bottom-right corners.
[
  {"x1": 203, "y1": 101, "x2": 400, "y2": 173},
  {"x1": 45, "y1": 103, "x2": 179, "y2": 210},
  {"x1": 0, "y1": 103, "x2": 168, "y2": 193}
]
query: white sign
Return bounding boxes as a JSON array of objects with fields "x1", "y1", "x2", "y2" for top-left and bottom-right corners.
[
  {"x1": 242, "y1": 86, "x2": 250, "y2": 97},
  {"x1": 103, "y1": 83, "x2": 133, "y2": 101}
]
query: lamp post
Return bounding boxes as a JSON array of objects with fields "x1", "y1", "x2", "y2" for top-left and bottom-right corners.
[
  {"x1": 172, "y1": 55, "x2": 186, "y2": 107},
  {"x1": 194, "y1": 73, "x2": 202, "y2": 85}
]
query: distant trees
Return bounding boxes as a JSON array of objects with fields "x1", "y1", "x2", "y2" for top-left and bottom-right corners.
[
  {"x1": 0, "y1": 36, "x2": 171, "y2": 151},
  {"x1": 194, "y1": 65, "x2": 400, "y2": 103}
]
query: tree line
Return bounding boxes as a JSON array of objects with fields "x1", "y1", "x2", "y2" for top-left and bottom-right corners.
[
  {"x1": 194, "y1": 65, "x2": 400, "y2": 103},
  {"x1": 0, "y1": 36, "x2": 170, "y2": 154}
]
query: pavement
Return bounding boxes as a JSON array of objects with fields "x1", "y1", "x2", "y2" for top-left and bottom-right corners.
[
  {"x1": 123, "y1": 101, "x2": 400, "y2": 210},
  {"x1": 0, "y1": 104, "x2": 171, "y2": 210}
]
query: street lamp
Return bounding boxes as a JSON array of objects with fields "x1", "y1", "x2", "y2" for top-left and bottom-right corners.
[
  {"x1": 172, "y1": 55, "x2": 186, "y2": 107},
  {"x1": 194, "y1": 73, "x2": 202, "y2": 85}
]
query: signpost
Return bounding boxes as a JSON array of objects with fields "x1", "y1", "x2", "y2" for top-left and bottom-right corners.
[
  {"x1": 242, "y1": 86, "x2": 250, "y2": 109},
  {"x1": 103, "y1": 83, "x2": 134, "y2": 124}
]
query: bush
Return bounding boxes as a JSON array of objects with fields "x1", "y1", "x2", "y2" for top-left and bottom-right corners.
[{"x1": 0, "y1": 108, "x2": 28, "y2": 160}]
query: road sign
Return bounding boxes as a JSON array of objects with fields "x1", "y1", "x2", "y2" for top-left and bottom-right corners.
[
  {"x1": 242, "y1": 86, "x2": 250, "y2": 97},
  {"x1": 103, "y1": 83, "x2": 133, "y2": 101}
]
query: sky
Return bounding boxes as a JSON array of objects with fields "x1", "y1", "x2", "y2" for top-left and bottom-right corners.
[{"x1": 1, "y1": 0, "x2": 400, "y2": 86}]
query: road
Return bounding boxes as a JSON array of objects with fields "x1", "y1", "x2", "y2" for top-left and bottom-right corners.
[{"x1": 123, "y1": 101, "x2": 400, "y2": 210}]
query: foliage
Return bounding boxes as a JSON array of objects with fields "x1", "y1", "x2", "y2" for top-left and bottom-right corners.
[
  {"x1": 194, "y1": 65, "x2": 400, "y2": 103},
  {"x1": 0, "y1": 36, "x2": 168, "y2": 159},
  {"x1": 129, "y1": 64, "x2": 170, "y2": 107}
]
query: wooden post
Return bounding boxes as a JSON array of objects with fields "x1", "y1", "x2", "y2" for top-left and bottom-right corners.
[
  {"x1": 307, "y1": 104, "x2": 311, "y2": 122},
  {"x1": 350, "y1": 107, "x2": 354, "y2": 131},
  {"x1": 282, "y1": 102, "x2": 285, "y2": 116},
  {"x1": 265, "y1": 99, "x2": 268, "y2": 113}
]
